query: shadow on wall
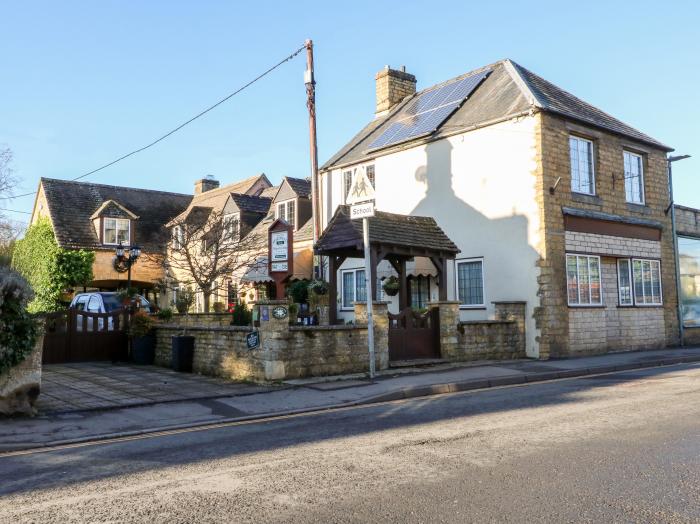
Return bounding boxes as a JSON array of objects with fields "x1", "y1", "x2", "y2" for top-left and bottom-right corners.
[{"x1": 410, "y1": 139, "x2": 541, "y2": 344}]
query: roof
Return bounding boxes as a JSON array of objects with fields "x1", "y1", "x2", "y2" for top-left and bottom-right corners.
[
  {"x1": 562, "y1": 206, "x2": 663, "y2": 229},
  {"x1": 259, "y1": 185, "x2": 280, "y2": 199},
  {"x1": 284, "y1": 176, "x2": 312, "y2": 198},
  {"x1": 322, "y1": 59, "x2": 671, "y2": 170},
  {"x1": 315, "y1": 205, "x2": 460, "y2": 257},
  {"x1": 39, "y1": 178, "x2": 191, "y2": 251},
  {"x1": 229, "y1": 193, "x2": 272, "y2": 214},
  {"x1": 170, "y1": 173, "x2": 271, "y2": 224},
  {"x1": 294, "y1": 218, "x2": 314, "y2": 242}
]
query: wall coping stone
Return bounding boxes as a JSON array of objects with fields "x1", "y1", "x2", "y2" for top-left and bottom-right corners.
[
  {"x1": 158, "y1": 324, "x2": 251, "y2": 332},
  {"x1": 290, "y1": 325, "x2": 367, "y2": 332},
  {"x1": 492, "y1": 301, "x2": 527, "y2": 305},
  {"x1": 460, "y1": 320, "x2": 515, "y2": 326}
]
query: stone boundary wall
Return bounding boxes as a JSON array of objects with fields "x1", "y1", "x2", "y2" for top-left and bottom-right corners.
[
  {"x1": 166, "y1": 313, "x2": 233, "y2": 328},
  {"x1": 153, "y1": 301, "x2": 389, "y2": 382},
  {"x1": 676, "y1": 205, "x2": 700, "y2": 238},
  {"x1": 432, "y1": 301, "x2": 526, "y2": 361}
]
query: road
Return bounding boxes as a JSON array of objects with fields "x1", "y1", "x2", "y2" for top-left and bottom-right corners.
[{"x1": 2, "y1": 363, "x2": 700, "y2": 523}]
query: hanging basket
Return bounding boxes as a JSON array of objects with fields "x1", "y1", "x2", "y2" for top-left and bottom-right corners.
[{"x1": 382, "y1": 276, "x2": 400, "y2": 297}]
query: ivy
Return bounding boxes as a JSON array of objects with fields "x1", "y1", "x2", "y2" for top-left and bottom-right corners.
[{"x1": 12, "y1": 218, "x2": 95, "y2": 313}]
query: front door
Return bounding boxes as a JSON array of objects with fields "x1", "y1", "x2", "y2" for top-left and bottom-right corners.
[{"x1": 388, "y1": 307, "x2": 440, "y2": 361}]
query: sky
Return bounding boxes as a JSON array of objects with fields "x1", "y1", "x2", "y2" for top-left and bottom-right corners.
[{"x1": 1, "y1": 0, "x2": 698, "y2": 228}]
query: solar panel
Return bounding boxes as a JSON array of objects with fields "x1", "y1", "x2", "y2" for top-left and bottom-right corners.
[{"x1": 367, "y1": 69, "x2": 491, "y2": 151}]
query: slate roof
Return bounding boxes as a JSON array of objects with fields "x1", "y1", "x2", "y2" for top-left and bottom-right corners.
[
  {"x1": 229, "y1": 193, "x2": 272, "y2": 214},
  {"x1": 39, "y1": 177, "x2": 191, "y2": 251},
  {"x1": 314, "y1": 205, "x2": 460, "y2": 256},
  {"x1": 284, "y1": 177, "x2": 312, "y2": 198},
  {"x1": 259, "y1": 185, "x2": 280, "y2": 199},
  {"x1": 294, "y1": 218, "x2": 314, "y2": 242},
  {"x1": 322, "y1": 59, "x2": 671, "y2": 170}
]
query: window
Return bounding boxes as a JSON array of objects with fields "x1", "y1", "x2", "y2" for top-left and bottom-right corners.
[
  {"x1": 566, "y1": 254, "x2": 602, "y2": 306},
  {"x1": 103, "y1": 218, "x2": 130, "y2": 245},
  {"x1": 569, "y1": 136, "x2": 595, "y2": 195},
  {"x1": 343, "y1": 171, "x2": 353, "y2": 203},
  {"x1": 341, "y1": 269, "x2": 366, "y2": 310},
  {"x1": 366, "y1": 165, "x2": 376, "y2": 189},
  {"x1": 456, "y1": 259, "x2": 484, "y2": 307},
  {"x1": 276, "y1": 200, "x2": 296, "y2": 229},
  {"x1": 679, "y1": 236, "x2": 700, "y2": 326},
  {"x1": 410, "y1": 276, "x2": 430, "y2": 309},
  {"x1": 224, "y1": 213, "x2": 240, "y2": 240},
  {"x1": 623, "y1": 151, "x2": 645, "y2": 204},
  {"x1": 617, "y1": 259, "x2": 633, "y2": 306},
  {"x1": 172, "y1": 226, "x2": 183, "y2": 250},
  {"x1": 632, "y1": 258, "x2": 662, "y2": 305}
]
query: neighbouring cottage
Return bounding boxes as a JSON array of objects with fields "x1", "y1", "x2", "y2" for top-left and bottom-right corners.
[{"x1": 319, "y1": 59, "x2": 679, "y2": 359}]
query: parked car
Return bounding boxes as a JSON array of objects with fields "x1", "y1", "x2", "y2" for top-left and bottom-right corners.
[{"x1": 69, "y1": 292, "x2": 152, "y2": 331}]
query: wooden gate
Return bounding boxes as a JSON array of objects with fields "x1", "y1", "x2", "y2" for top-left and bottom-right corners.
[
  {"x1": 42, "y1": 309, "x2": 129, "y2": 364},
  {"x1": 388, "y1": 307, "x2": 440, "y2": 361}
]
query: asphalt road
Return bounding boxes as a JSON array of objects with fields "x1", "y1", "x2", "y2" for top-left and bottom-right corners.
[{"x1": 2, "y1": 363, "x2": 700, "y2": 523}]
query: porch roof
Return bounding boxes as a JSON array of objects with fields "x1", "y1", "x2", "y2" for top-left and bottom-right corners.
[{"x1": 314, "y1": 205, "x2": 460, "y2": 259}]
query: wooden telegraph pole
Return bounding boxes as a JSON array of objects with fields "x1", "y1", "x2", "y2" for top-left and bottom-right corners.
[{"x1": 305, "y1": 39, "x2": 322, "y2": 278}]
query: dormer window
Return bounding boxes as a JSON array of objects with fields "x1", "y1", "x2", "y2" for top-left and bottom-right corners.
[
  {"x1": 104, "y1": 218, "x2": 130, "y2": 245},
  {"x1": 276, "y1": 199, "x2": 296, "y2": 229}
]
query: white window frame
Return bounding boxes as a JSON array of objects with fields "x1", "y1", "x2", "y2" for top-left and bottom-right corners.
[
  {"x1": 623, "y1": 150, "x2": 645, "y2": 205},
  {"x1": 276, "y1": 199, "x2": 297, "y2": 230},
  {"x1": 566, "y1": 254, "x2": 603, "y2": 307},
  {"x1": 569, "y1": 136, "x2": 596, "y2": 196},
  {"x1": 340, "y1": 268, "x2": 366, "y2": 311},
  {"x1": 455, "y1": 258, "x2": 485, "y2": 308},
  {"x1": 342, "y1": 170, "x2": 353, "y2": 204},
  {"x1": 223, "y1": 212, "x2": 240, "y2": 240},
  {"x1": 172, "y1": 225, "x2": 183, "y2": 250},
  {"x1": 617, "y1": 258, "x2": 633, "y2": 306},
  {"x1": 103, "y1": 217, "x2": 130, "y2": 245},
  {"x1": 631, "y1": 258, "x2": 663, "y2": 306}
]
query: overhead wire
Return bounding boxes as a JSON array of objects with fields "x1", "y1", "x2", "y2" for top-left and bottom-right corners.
[{"x1": 6, "y1": 44, "x2": 307, "y2": 200}]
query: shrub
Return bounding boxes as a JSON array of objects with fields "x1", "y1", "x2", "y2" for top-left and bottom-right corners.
[
  {"x1": 287, "y1": 280, "x2": 309, "y2": 304},
  {"x1": 129, "y1": 310, "x2": 155, "y2": 338},
  {"x1": 308, "y1": 279, "x2": 329, "y2": 296},
  {"x1": 0, "y1": 268, "x2": 39, "y2": 374},
  {"x1": 231, "y1": 301, "x2": 252, "y2": 326},
  {"x1": 175, "y1": 288, "x2": 195, "y2": 314},
  {"x1": 212, "y1": 301, "x2": 226, "y2": 313},
  {"x1": 156, "y1": 308, "x2": 174, "y2": 322}
]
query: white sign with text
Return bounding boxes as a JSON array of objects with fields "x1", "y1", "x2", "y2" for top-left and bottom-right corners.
[{"x1": 350, "y1": 201, "x2": 375, "y2": 220}]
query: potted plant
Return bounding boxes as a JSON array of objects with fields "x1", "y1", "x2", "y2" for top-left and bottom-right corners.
[
  {"x1": 129, "y1": 310, "x2": 156, "y2": 365},
  {"x1": 308, "y1": 279, "x2": 329, "y2": 296},
  {"x1": 382, "y1": 276, "x2": 400, "y2": 297},
  {"x1": 172, "y1": 287, "x2": 195, "y2": 372}
]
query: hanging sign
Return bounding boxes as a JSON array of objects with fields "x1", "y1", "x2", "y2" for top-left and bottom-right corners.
[
  {"x1": 270, "y1": 231, "x2": 289, "y2": 264},
  {"x1": 268, "y1": 219, "x2": 294, "y2": 298},
  {"x1": 350, "y1": 201, "x2": 375, "y2": 220},
  {"x1": 346, "y1": 166, "x2": 376, "y2": 205}
]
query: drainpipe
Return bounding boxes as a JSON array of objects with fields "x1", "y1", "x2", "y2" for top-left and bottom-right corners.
[{"x1": 668, "y1": 154, "x2": 691, "y2": 346}]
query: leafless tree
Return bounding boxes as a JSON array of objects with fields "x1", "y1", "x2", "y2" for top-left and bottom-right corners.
[
  {"x1": 0, "y1": 147, "x2": 17, "y2": 199},
  {"x1": 0, "y1": 147, "x2": 20, "y2": 266},
  {"x1": 159, "y1": 208, "x2": 266, "y2": 312}
]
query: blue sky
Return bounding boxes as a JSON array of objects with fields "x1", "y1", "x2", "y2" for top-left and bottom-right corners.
[{"x1": 1, "y1": 0, "x2": 698, "y2": 226}]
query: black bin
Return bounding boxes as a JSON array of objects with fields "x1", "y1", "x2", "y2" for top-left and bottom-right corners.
[{"x1": 171, "y1": 335, "x2": 195, "y2": 372}]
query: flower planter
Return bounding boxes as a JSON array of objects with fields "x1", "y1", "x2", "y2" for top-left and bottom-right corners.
[
  {"x1": 0, "y1": 335, "x2": 43, "y2": 416},
  {"x1": 171, "y1": 335, "x2": 195, "y2": 373},
  {"x1": 131, "y1": 335, "x2": 156, "y2": 365}
]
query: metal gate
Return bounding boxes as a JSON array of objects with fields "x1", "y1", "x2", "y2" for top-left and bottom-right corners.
[
  {"x1": 388, "y1": 307, "x2": 440, "y2": 361},
  {"x1": 42, "y1": 309, "x2": 129, "y2": 364}
]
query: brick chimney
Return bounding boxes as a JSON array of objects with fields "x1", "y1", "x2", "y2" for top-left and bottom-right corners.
[
  {"x1": 194, "y1": 175, "x2": 220, "y2": 195},
  {"x1": 375, "y1": 65, "x2": 416, "y2": 116}
]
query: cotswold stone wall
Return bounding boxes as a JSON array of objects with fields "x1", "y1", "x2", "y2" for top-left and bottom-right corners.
[
  {"x1": 153, "y1": 302, "x2": 388, "y2": 382},
  {"x1": 434, "y1": 301, "x2": 526, "y2": 362},
  {"x1": 165, "y1": 313, "x2": 234, "y2": 328}
]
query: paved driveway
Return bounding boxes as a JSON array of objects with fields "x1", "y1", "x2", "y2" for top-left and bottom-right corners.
[{"x1": 38, "y1": 363, "x2": 274, "y2": 414}]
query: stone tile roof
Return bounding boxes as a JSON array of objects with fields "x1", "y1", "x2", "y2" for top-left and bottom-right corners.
[
  {"x1": 229, "y1": 193, "x2": 272, "y2": 214},
  {"x1": 40, "y1": 177, "x2": 191, "y2": 251},
  {"x1": 315, "y1": 205, "x2": 460, "y2": 256},
  {"x1": 259, "y1": 185, "x2": 280, "y2": 199},
  {"x1": 322, "y1": 59, "x2": 671, "y2": 170},
  {"x1": 294, "y1": 218, "x2": 314, "y2": 242},
  {"x1": 284, "y1": 177, "x2": 312, "y2": 198}
]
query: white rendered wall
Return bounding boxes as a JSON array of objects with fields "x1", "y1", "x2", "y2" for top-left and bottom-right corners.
[{"x1": 322, "y1": 116, "x2": 542, "y2": 357}]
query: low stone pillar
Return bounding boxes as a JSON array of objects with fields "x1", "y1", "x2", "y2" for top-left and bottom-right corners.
[
  {"x1": 0, "y1": 334, "x2": 44, "y2": 416},
  {"x1": 254, "y1": 300, "x2": 291, "y2": 381},
  {"x1": 494, "y1": 301, "x2": 527, "y2": 354},
  {"x1": 428, "y1": 301, "x2": 460, "y2": 359},
  {"x1": 353, "y1": 301, "x2": 390, "y2": 371}
]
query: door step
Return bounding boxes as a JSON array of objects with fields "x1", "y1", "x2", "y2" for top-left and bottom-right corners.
[{"x1": 389, "y1": 358, "x2": 448, "y2": 369}]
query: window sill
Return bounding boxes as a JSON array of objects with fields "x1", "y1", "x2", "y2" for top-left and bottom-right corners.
[
  {"x1": 459, "y1": 306, "x2": 487, "y2": 310},
  {"x1": 568, "y1": 304, "x2": 605, "y2": 309},
  {"x1": 626, "y1": 202, "x2": 650, "y2": 215},
  {"x1": 570, "y1": 192, "x2": 602, "y2": 206}
]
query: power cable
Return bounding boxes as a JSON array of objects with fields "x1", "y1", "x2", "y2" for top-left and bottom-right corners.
[{"x1": 7, "y1": 44, "x2": 307, "y2": 200}]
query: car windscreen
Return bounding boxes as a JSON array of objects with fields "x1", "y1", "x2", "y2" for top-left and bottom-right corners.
[{"x1": 101, "y1": 294, "x2": 122, "y2": 312}]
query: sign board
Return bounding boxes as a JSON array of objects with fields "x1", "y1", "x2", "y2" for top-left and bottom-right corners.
[
  {"x1": 350, "y1": 201, "x2": 375, "y2": 220},
  {"x1": 268, "y1": 219, "x2": 294, "y2": 298},
  {"x1": 260, "y1": 306, "x2": 269, "y2": 321},
  {"x1": 346, "y1": 166, "x2": 376, "y2": 205},
  {"x1": 272, "y1": 306, "x2": 288, "y2": 320},
  {"x1": 246, "y1": 331, "x2": 260, "y2": 350},
  {"x1": 270, "y1": 231, "x2": 289, "y2": 263}
]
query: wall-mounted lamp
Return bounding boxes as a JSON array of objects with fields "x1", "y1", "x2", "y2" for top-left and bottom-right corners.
[{"x1": 549, "y1": 177, "x2": 562, "y2": 195}]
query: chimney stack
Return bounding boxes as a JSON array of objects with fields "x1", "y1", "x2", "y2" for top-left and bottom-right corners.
[
  {"x1": 194, "y1": 175, "x2": 220, "y2": 195},
  {"x1": 375, "y1": 65, "x2": 416, "y2": 116}
]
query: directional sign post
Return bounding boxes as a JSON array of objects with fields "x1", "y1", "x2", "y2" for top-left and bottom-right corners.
[{"x1": 348, "y1": 166, "x2": 377, "y2": 379}]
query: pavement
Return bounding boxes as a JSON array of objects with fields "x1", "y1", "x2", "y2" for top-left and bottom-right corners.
[
  {"x1": 2, "y1": 362, "x2": 700, "y2": 522},
  {"x1": 1, "y1": 346, "x2": 700, "y2": 453}
]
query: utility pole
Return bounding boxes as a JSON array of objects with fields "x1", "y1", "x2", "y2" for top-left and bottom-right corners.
[{"x1": 305, "y1": 39, "x2": 322, "y2": 278}]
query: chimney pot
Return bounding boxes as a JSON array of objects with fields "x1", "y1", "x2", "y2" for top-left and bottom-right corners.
[{"x1": 194, "y1": 176, "x2": 220, "y2": 195}]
